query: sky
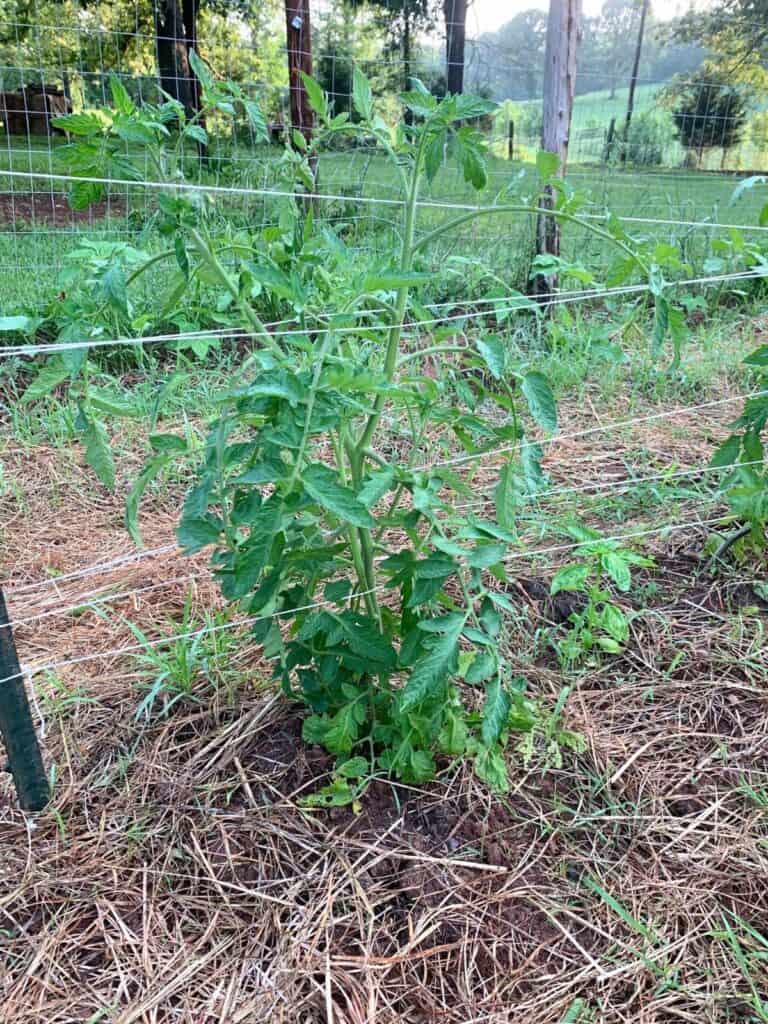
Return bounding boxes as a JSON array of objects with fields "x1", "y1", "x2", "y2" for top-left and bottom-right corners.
[{"x1": 469, "y1": 0, "x2": 695, "y2": 35}]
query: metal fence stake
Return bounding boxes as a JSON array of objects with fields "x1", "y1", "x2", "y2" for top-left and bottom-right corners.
[{"x1": 0, "y1": 587, "x2": 49, "y2": 812}]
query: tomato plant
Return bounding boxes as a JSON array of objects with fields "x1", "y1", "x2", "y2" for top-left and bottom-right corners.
[{"x1": 26, "y1": 58, "x2": 683, "y2": 794}]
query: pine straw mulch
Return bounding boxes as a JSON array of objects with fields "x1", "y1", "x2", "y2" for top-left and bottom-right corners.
[{"x1": 2, "y1": 388, "x2": 768, "y2": 1022}]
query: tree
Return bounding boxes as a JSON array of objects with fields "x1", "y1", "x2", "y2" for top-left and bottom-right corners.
[
  {"x1": 598, "y1": 0, "x2": 647, "y2": 99},
  {"x1": 347, "y1": 0, "x2": 439, "y2": 96},
  {"x1": 444, "y1": 0, "x2": 468, "y2": 95},
  {"x1": 154, "y1": 0, "x2": 194, "y2": 112},
  {"x1": 467, "y1": 10, "x2": 547, "y2": 101},
  {"x1": 670, "y1": 0, "x2": 768, "y2": 73},
  {"x1": 669, "y1": 68, "x2": 749, "y2": 166}
]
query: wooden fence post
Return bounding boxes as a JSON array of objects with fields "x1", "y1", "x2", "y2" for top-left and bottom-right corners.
[
  {"x1": 284, "y1": 0, "x2": 314, "y2": 147},
  {"x1": 534, "y1": 0, "x2": 582, "y2": 300},
  {"x1": 0, "y1": 588, "x2": 49, "y2": 812},
  {"x1": 508, "y1": 118, "x2": 514, "y2": 160}
]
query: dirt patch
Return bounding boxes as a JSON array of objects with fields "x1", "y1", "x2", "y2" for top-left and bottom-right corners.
[{"x1": 0, "y1": 190, "x2": 128, "y2": 225}]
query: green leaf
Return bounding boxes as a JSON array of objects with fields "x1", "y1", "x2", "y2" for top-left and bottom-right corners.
[
  {"x1": 300, "y1": 72, "x2": 328, "y2": 121},
  {"x1": 601, "y1": 603, "x2": 629, "y2": 644},
  {"x1": 337, "y1": 755, "x2": 369, "y2": 779},
  {"x1": 89, "y1": 388, "x2": 141, "y2": 418},
  {"x1": 352, "y1": 66, "x2": 373, "y2": 120},
  {"x1": 400, "y1": 617, "x2": 464, "y2": 710},
  {"x1": 521, "y1": 371, "x2": 557, "y2": 432},
  {"x1": 303, "y1": 463, "x2": 375, "y2": 528},
  {"x1": 551, "y1": 563, "x2": 589, "y2": 594},
  {"x1": 125, "y1": 455, "x2": 169, "y2": 545},
  {"x1": 149, "y1": 433, "x2": 188, "y2": 454},
  {"x1": 183, "y1": 124, "x2": 209, "y2": 146},
  {"x1": 52, "y1": 112, "x2": 104, "y2": 136},
  {"x1": 82, "y1": 416, "x2": 115, "y2": 490},
  {"x1": 475, "y1": 335, "x2": 506, "y2": 380},
  {"x1": 745, "y1": 345, "x2": 768, "y2": 367},
  {"x1": 22, "y1": 357, "x2": 70, "y2": 403},
  {"x1": 482, "y1": 675, "x2": 511, "y2": 747},
  {"x1": 474, "y1": 745, "x2": 509, "y2": 793},
  {"x1": 710, "y1": 434, "x2": 742, "y2": 468},
  {"x1": 536, "y1": 150, "x2": 560, "y2": 180},
  {"x1": 358, "y1": 467, "x2": 395, "y2": 507},
  {"x1": 601, "y1": 552, "x2": 631, "y2": 592},
  {"x1": 452, "y1": 95, "x2": 497, "y2": 120},
  {"x1": 243, "y1": 100, "x2": 267, "y2": 141},
  {"x1": 464, "y1": 652, "x2": 496, "y2": 684},
  {"x1": 102, "y1": 264, "x2": 128, "y2": 315},
  {"x1": 109, "y1": 75, "x2": 134, "y2": 115},
  {"x1": 177, "y1": 516, "x2": 221, "y2": 554},
  {"x1": 425, "y1": 129, "x2": 446, "y2": 183},
  {"x1": 494, "y1": 460, "x2": 519, "y2": 533},
  {"x1": 188, "y1": 48, "x2": 214, "y2": 91}
]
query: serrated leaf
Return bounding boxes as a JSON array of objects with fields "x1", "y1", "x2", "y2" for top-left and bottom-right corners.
[
  {"x1": 102, "y1": 264, "x2": 128, "y2": 315},
  {"x1": 89, "y1": 388, "x2": 141, "y2": 418},
  {"x1": 745, "y1": 345, "x2": 768, "y2": 367},
  {"x1": 52, "y1": 112, "x2": 104, "y2": 136},
  {"x1": 177, "y1": 515, "x2": 221, "y2": 553},
  {"x1": 188, "y1": 48, "x2": 214, "y2": 91},
  {"x1": 82, "y1": 416, "x2": 115, "y2": 490},
  {"x1": 400, "y1": 617, "x2": 464, "y2": 710},
  {"x1": 125, "y1": 455, "x2": 168, "y2": 545},
  {"x1": 183, "y1": 124, "x2": 208, "y2": 146},
  {"x1": 474, "y1": 745, "x2": 509, "y2": 792},
  {"x1": 710, "y1": 434, "x2": 741, "y2": 468},
  {"x1": 352, "y1": 66, "x2": 373, "y2": 120},
  {"x1": 551, "y1": 563, "x2": 589, "y2": 594},
  {"x1": 149, "y1": 433, "x2": 188, "y2": 453},
  {"x1": 22, "y1": 357, "x2": 70, "y2": 403},
  {"x1": 522, "y1": 371, "x2": 557, "y2": 432},
  {"x1": 482, "y1": 675, "x2": 511, "y2": 747},
  {"x1": 109, "y1": 75, "x2": 134, "y2": 115},
  {"x1": 601, "y1": 552, "x2": 631, "y2": 592},
  {"x1": 601, "y1": 602, "x2": 628, "y2": 643},
  {"x1": 476, "y1": 335, "x2": 506, "y2": 380},
  {"x1": 303, "y1": 463, "x2": 375, "y2": 528},
  {"x1": 300, "y1": 72, "x2": 328, "y2": 121},
  {"x1": 536, "y1": 150, "x2": 560, "y2": 179},
  {"x1": 464, "y1": 651, "x2": 496, "y2": 684},
  {"x1": 358, "y1": 467, "x2": 395, "y2": 507}
]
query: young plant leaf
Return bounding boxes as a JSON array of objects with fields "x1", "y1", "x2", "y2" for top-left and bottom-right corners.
[
  {"x1": 481, "y1": 675, "x2": 511, "y2": 747},
  {"x1": 521, "y1": 371, "x2": 557, "y2": 432},
  {"x1": 303, "y1": 463, "x2": 375, "y2": 528}
]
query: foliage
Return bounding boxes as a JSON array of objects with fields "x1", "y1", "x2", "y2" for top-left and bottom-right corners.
[
  {"x1": 549, "y1": 526, "x2": 652, "y2": 667},
  {"x1": 613, "y1": 110, "x2": 667, "y2": 167},
  {"x1": 15, "y1": 58, "x2": 679, "y2": 795},
  {"x1": 666, "y1": 69, "x2": 750, "y2": 162}
]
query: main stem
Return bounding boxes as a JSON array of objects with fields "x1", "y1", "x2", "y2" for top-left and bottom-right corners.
[{"x1": 348, "y1": 146, "x2": 423, "y2": 625}]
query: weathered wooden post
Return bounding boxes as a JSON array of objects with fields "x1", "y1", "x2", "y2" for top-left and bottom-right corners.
[
  {"x1": 508, "y1": 118, "x2": 515, "y2": 160},
  {"x1": 534, "y1": 0, "x2": 582, "y2": 300},
  {"x1": 284, "y1": 0, "x2": 314, "y2": 147},
  {"x1": 0, "y1": 588, "x2": 49, "y2": 811},
  {"x1": 603, "y1": 116, "x2": 616, "y2": 163}
]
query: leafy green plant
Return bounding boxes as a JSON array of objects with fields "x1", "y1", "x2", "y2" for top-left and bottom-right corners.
[
  {"x1": 548, "y1": 525, "x2": 653, "y2": 668},
  {"x1": 29, "y1": 60, "x2": 667, "y2": 793},
  {"x1": 709, "y1": 342, "x2": 768, "y2": 562}
]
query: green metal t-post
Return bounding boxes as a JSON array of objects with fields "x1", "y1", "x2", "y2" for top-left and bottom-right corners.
[{"x1": 0, "y1": 587, "x2": 49, "y2": 812}]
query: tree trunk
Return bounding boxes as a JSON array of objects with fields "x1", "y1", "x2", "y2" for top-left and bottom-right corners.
[
  {"x1": 534, "y1": 0, "x2": 581, "y2": 300},
  {"x1": 444, "y1": 0, "x2": 467, "y2": 96},
  {"x1": 284, "y1": 0, "x2": 316, "y2": 192},
  {"x1": 621, "y1": 0, "x2": 649, "y2": 161},
  {"x1": 182, "y1": 0, "x2": 201, "y2": 114},
  {"x1": 155, "y1": 0, "x2": 194, "y2": 114},
  {"x1": 403, "y1": 7, "x2": 413, "y2": 126}
]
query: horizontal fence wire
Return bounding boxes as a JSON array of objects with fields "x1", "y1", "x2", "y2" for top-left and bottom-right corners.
[
  {"x1": 6, "y1": 455, "x2": 753, "y2": 631},
  {"x1": 1, "y1": 270, "x2": 766, "y2": 360},
  {"x1": 0, "y1": 512, "x2": 735, "y2": 689},
  {"x1": 1, "y1": 166, "x2": 768, "y2": 235}
]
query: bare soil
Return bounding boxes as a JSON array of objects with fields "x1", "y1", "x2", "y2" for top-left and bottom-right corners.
[{"x1": 0, "y1": 191, "x2": 127, "y2": 226}]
